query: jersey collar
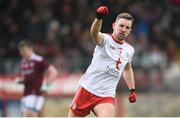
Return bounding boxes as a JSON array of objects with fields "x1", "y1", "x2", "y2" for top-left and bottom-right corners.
[{"x1": 110, "y1": 34, "x2": 125, "y2": 44}]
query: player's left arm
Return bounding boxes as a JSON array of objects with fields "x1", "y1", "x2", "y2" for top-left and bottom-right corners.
[
  {"x1": 41, "y1": 65, "x2": 58, "y2": 93},
  {"x1": 44, "y1": 65, "x2": 58, "y2": 84},
  {"x1": 123, "y1": 62, "x2": 135, "y2": 90},
  {"x1": 123, "y1": 62, "x2": 137, "y2": 103}
]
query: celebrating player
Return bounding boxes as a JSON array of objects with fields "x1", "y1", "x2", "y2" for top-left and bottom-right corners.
[
  {"x1": 68, "y1": 6, "x2": 137, "y2": 117},
  {"x1": 17, "y1": 40, "x2": 58, "y2": 117}
]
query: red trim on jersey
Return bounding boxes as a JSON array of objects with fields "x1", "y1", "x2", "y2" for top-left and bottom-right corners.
[
  {"x1": 70, "y1": 87, "x2": 115, "y2": 116},
  {"x1": 110, "y1": 34, "x2": 125, "y2": 44}
]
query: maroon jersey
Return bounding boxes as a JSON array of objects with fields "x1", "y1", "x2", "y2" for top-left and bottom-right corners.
[{"x1": 20, "y1": 53, "x2": 50, "y2": 96}]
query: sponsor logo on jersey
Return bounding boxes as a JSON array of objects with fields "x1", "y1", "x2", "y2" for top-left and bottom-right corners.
[
  {"x1": 110, "y1": 45, "x2": 115, "y2": 50},
  {"x1": 126, "y1": 52, "x2": 129, "y2": 58},
  {"x1": 105, "y1": 66, "x2": 119, "y2": 78}
]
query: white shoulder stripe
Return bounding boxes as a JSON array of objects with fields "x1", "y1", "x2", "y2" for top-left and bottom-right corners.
[{"x1": 31, "y1": 54, "x2": 43, "y2": 61}]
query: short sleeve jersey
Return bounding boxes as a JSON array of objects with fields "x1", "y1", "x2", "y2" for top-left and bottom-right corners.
[
  {"x1": 79, "y1": 33, "x2": 135, "y2": 97},
  {"x1": 20, "y1": 53, "x2": 50, "y2": 96}
]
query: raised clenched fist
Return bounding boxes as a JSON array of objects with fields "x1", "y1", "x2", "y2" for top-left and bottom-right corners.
[{"x1": 96, "y1": 6, "x2": 109, "y2": 19}]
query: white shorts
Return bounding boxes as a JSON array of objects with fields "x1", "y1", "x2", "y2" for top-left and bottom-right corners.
[{"x1": 21, "y1": 95, "x2": 45, "y2": 112}]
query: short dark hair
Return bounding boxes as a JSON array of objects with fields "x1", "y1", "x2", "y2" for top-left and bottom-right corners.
[
  {"x1": 18, "y1": 40, "x2": 33, "y2": 49},
  {"x1": 115, "y1": 13, "x2": 134, "y2": 23}
]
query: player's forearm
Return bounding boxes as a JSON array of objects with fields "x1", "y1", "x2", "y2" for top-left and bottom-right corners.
[
  {"x1": 90, "y1": 19, "x2": 103, "y2": 44},
  {"x1": 90, "y1": 18, "x2": 102, "y2": 36},
  {"x1": 44, "y1": 65, "x2": 58, "y2": 83},
  {"x1": 123, "y1": 67, "x2": 135, "y2": 89}
]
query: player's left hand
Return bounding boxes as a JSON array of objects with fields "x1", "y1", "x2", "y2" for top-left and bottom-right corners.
[
  {"x1": 41, "y1": 83, "x2": 50, "y2": 93},
  {"x1": 128, "y1": 89, "x2": 137, "y2": 103}
]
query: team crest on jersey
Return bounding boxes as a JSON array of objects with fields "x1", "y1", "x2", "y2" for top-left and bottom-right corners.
[{"x1": 126, "y1": 52, "x2": 129, "y2": 58}]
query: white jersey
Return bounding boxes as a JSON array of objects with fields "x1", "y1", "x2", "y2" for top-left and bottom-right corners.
[{"x1": 79, "y1": 33, "x2": 135, "y2": 97}]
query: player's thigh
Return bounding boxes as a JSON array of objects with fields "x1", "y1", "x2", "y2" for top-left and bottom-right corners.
[
  {"x1": 23, "y1": 109, "x2": 38, "y2": 117},
  {"x1": 68, "y1": 109, "x2": 82, "y2": 117},
  {"x1": 93, "y1": 103, "x2": 115, "y2": 117}
]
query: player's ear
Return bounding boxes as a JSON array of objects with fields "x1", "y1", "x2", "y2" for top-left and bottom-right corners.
[
  {"x1": 129, "y1": 27, "x2": 132, "y2": 32},
  {"x1": 112, "y1": 23, "x2": 115, "y2": 30},
  {"x1": 129, "y1": 27, "x2": 132, "y2": 33}
]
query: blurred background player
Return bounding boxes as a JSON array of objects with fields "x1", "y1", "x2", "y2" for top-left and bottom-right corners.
[
  {"x1": 68, "y1": 6, "x2": 137, "y2": 117},
  {"x1": 17, "y1": 40, "x2": 58, "y2": 117}
]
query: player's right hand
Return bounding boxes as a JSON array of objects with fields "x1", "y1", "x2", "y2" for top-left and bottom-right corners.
[{"x1": 96, "y1": 6, "x2": 109, "y2": 19}]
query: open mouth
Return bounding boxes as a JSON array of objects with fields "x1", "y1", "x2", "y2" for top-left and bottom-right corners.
[
  {"x1": 118, "y1": 33, "x2": 125, "y2": 40},
  {"x1": 118, "y1": 32, "x2": 124, "y2": 34}
]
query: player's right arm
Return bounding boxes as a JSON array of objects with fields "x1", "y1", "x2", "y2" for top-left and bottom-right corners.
[
  {"x1": 15, "y1": 61, "x2": 25, "y2": 84},
  {"x1": 90, "y1": 6, "x2": 109, "y2": 45}
]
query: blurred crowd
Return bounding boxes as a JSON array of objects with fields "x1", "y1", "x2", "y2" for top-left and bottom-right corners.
[{"x1": 0, "y1": 0, "x2": 180, "y2": 90}]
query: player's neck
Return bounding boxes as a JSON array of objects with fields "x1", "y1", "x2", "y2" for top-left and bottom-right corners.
[
  {"x1": 25, "y1": 53, "x2": 34, "y2": 60},
  {"x1": 111, "y1": 34, "x2": 125, "y2": 44}
]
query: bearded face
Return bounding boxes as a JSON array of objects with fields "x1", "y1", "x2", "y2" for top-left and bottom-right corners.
[{"x1": 112, "y1": 18, "x2": 132, "y2": 41}]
